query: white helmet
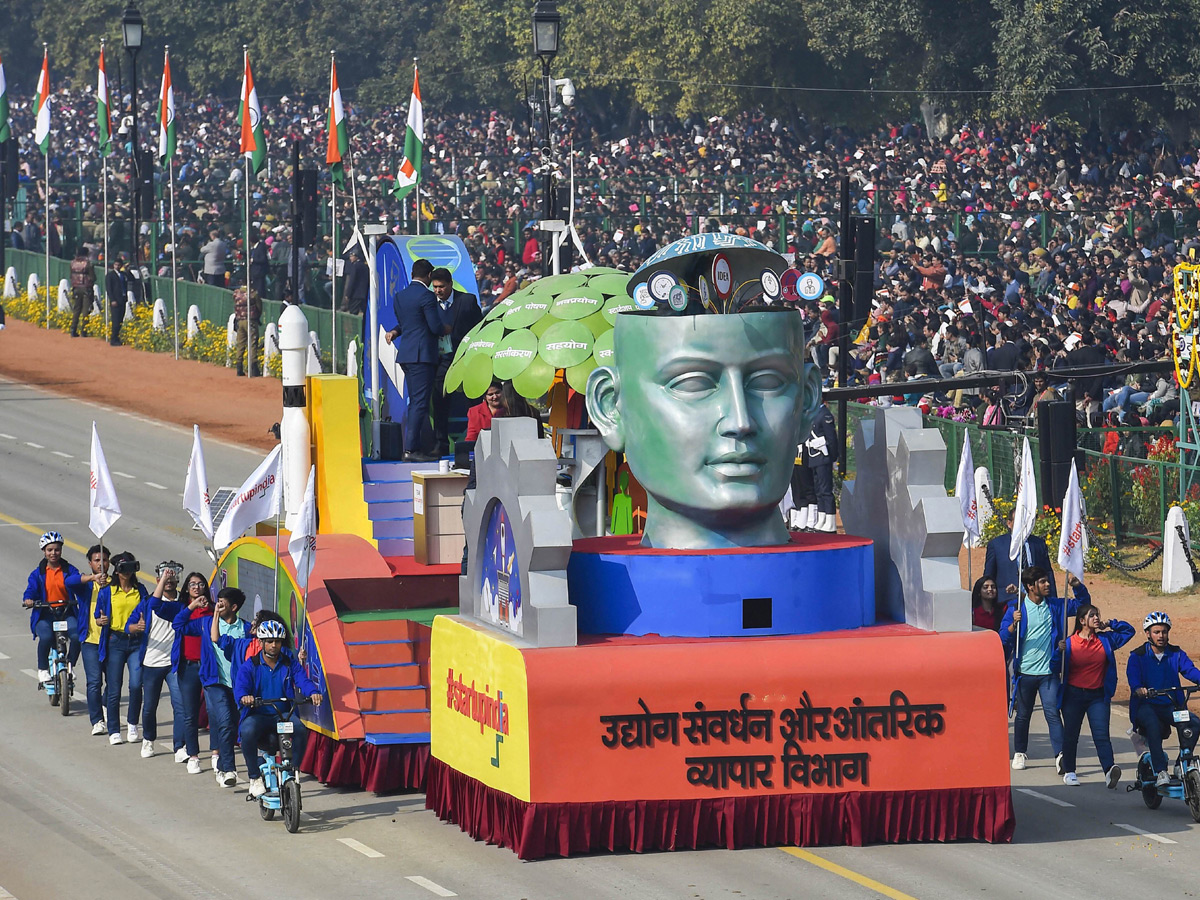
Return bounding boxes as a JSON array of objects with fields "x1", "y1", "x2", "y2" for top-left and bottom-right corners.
[
  {"x1": 1144, "y1": 611, "x2": 1172, "y2": 632},
  {"x1": 39, "y1": 531, "x2": 64, "y2": 549}
]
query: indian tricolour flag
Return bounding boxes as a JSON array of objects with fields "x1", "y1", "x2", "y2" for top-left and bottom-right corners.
[
  {"x1": 326, "y1": 54, "x2": 348, "y2": 188},
  {"x1": 97, "y1": 44, "x2": 112, "y2": 157},
  {"x1": 391, "y1": 64, "x2": 422, "y2": 201},
  {"x1": 0, "y1": 52, "x2": 10, "y2": 144},
  {"x1": 34, "y1": 48, "x2": 50, "y2": 155},
  {"x1": 238, "y1": 49, "x2": 265, "y2": 174},
  {"x1": 158, "y1": 49, "x2": 176, "y2": 164}
]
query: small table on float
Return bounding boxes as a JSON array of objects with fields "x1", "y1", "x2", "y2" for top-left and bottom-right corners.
[{"x1": 412, "y1": 470, "x2": 469, "y2": 565}]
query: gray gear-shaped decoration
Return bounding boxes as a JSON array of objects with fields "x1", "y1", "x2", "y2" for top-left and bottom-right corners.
[
  {"x1": 460, "y1": 417, "x2": 578, "y2": 647},
  {"x1": 839, "y1": 406, "x2": 971, "y2": 632}
]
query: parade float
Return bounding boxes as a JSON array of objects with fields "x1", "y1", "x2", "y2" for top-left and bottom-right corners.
[{"x1": 215, "y1": 231, "x2": 1014, "y2": 857}]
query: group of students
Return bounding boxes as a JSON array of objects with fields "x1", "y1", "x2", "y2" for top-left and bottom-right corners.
[
  {"x1": 971, "y1": 548, "x2": 1200, "y2": 789},
  {"x1": 21, "y1": 532, "x2": 321, "y2": 800}
]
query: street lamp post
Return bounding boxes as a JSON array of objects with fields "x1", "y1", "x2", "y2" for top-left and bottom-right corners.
[
  {"x1": 532, "y1": 0, "x2": 560, "y2": 277},
  {"x1": 122, "y1": 3, "x2": 143, "y2": 273}
]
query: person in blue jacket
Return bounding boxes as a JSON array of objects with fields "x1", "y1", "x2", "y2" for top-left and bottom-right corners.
[
  {"x1": 1000, "y1": 565, "x2": 1088, "y2": 773},
  {"x1": 93, "y1": 552, "x2": 149, "y2": 744},
  {"x1": 205, "y1": 587, "x2": 252, "y2": 788},
  {"x1": 136, "y1": 562, "x2": 188, "y2": 760},
  {"x1": 21, "y1": 531, "x2": 94, "y2": 682},
  {"x1": 236, "y1": 619, "x2": 322, "y2": 799},
  {"x1": 1127, "y1": 611, "x2": 1200, "y2": 788},
  {"x1": 170, "y1": 573, "x2": 220, "y2": 775},
  {"x1": 1058, "y1": 605, "x2": 1134, "y2": 788},
  {"x1": 65, "y1": 544, "x2": 111, "y2": 733}
]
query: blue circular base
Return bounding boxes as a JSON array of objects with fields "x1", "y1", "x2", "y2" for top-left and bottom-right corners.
[{"x1": 567, "y1": 533, "x2": 875, "y2": 638}]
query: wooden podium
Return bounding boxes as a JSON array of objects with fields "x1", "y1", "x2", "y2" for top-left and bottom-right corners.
[{"x1": 413, "y1": 470, "x2": 468, "y2": 566}]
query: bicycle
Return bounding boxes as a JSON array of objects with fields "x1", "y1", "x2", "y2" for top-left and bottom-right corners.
[
  {"x1": 1126, "y1": 684, "x2": 1200, "y2": 822},
  {"x1": 244, "y1": 697, "x2": 310, "y2": 834},
  {"x1": 30, "y1": 600, "x2": 75, "y2": 717}
]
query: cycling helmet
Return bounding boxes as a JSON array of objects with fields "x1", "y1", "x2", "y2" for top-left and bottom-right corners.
[
  {"x1": 39, "y1": 531, "x2": 64, "y2": 549},
  {"x1": 1144, "y1": 611, "x2": 1172, "y2": 631},
  {"x1": 256, "y1": 620, "x2": 287, "y2": 640}
]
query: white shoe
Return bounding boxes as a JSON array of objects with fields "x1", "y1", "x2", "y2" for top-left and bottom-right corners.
[
  {"x1": 127, "y1": 724, "x2": 140, "y2": 742},
  {"x1": 215, "y1": 770, "x2": 227, "y2": 788},
  {"x1": 805, "y1": 504, "x2": 818, "y2": 531},
  {"x1": 174, "y1": 747, "x2": 189, "y2": 764},
  {"x1": 795, "y1": 508, "x2": 811, "y2": 531},
  {"x1": 821, "y1": 514, "x2": 837, "y2": 533},
  {"x1": 1063, "y1": 772, "x2": 1079, "y2": 786},
  {"x1": 186, "y1": 757, "x2": 202, "y2": 775},
  {"x1": 1055, "y1": 752, "x2": 1065, "y2": 776},
  {"x1": 109, "y1": 732, "x2": 123, "y2": 746},
  {"x1": 1011, "y1": 752, "x2": 1027, "y2": 770},
  {"x1": 1157, "y1": 771, "x2": 1171, "y2": 787},
  {"x1": 222, "y1": 770, "x2": 238, "y2": 788},
  {"x1": 210, "y1": 752, "x2": 219, "y2": 771},
  {"x1": 248, "y1": 777, "x2": 267, "y2": 799},
  {"x1": 91, "y1": 721, "x2": 106, "y2": 736},
  {"x1": 1106, "y1": 765, "x2": 1122, "y2": 789},
  {"x1": 140, "y1": 739, "x2": 155, "y2": 759},
  {"x1": 37, "y1": 669, "x2": 50, "y2": 683}
]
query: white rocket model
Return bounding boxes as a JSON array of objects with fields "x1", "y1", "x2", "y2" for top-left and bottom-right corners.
[{"x1": 278, "y1": 305, "x2": 312, "y2": 534}]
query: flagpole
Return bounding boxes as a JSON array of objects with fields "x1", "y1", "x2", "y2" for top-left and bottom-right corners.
[
  {"x1": 170, "y1": 157, "x2": 178, "y2": 359},
  {"x1": 412, "y1": 58, "x2": 420, "y2": 237},
  {"x1": 102, "y1": 154, "x2": 109, "y2": 337},
  {"x1": 43, "y1": 42, "x2": 49, "y2": 329},
  {"x1": 331, "y1": 180, "x2": 338, "y2": 375},
  {"x1": 245, "y1": 154, "x2": 254, "y2": 376}
]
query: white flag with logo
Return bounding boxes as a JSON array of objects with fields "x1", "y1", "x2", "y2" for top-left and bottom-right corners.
[
  {"x1": 183, "y1": 425, "x2": 214, "y2": 541},
  {"x1": 956, "y1": 432, "x2": 979, "y2": 541},
  {"x1": 1009, "y1": 436, "x2": 1037, "y2": 561},
  {"x1": 288, "y1": 465, "x2": 317, "y2": 590},
  {"x1": 89, "y1": 422, "x2": 121, "y2": 538},
  {"x1": 1057, "y1": 459, "x2": 1086, "y2": 582},
  {"x1": 213, "y1": 445, "x2": 282, "y2": 551}
]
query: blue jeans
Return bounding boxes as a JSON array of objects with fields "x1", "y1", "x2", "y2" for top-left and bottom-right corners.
[
  {"x1": 1136, "y1": 702, "x2": 1200, "y2": 774},
  {"x1": 239, "y1": 711, "x2": 309, "y2": 778},
  {"x1": 104, "y1": 633, "x2": 143, "y2": 734},
  {"x1": 1013, "y1": 672, "x2": 1063, "y2": 756},
  {"x1": 1103, "y1": 386, "x2": 1149, "y2": 419},
  {"x1": 1060, "y1": 685, "x2": 1113, "y2": 774},
  {"x1": 204, "y1": 684, "x2": 239, "y2": 774},
  {"x1": 34, "y1": 615, "x2": 79, "y2": 670},
  {"x1": 142, "y1": 665, "x2": 183, "y2": 749},
  {"x1": 79, "y1": 640, "x2": 105, "y2": 726},
  {"x1": 177, "y1": 658, "x2": 203, "y2": 758}
]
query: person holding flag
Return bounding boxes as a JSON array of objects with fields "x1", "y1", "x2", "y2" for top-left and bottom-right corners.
[{"x1": 983, "y1": 440, "x2": 1056, "y2": 608}]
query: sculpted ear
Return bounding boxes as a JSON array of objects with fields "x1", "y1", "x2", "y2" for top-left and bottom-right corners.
[
  {"x1": 796, "y1": 363, "x2": 824, "y2": 444},
  {"x1": 585, "y1": 366, "x2": 625, "y2": 452}
]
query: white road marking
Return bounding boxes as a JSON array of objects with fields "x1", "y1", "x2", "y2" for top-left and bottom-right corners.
[
  {"x1": 144, "y1": 482, "x2": 167, "y2": 490},
  {"x1": 337, "y1": 838, "x2": 385, "y2": 858},
  {"x1": 405, "y1": 876, "x2": 457, "y2": 897},
  {"x1": 0, "y1": 883, "x2": 19, "y2": 898},
  {"x1": 0, "y1": 522, "x2": 78, "y2": 528},
  {"x1": 112, "y1": 471, "x2": 135, "y2": 479},
  {"x1": 24, "y1": 442, "x2": 44, "y2": 449},
  {"x1": 1114, "y1": 823, "x2": 1178, "y2": 844},
  {"x1": 52, "y1": 451, "x2": 73, "y2": 458},
  {"x1": 20, "y1": 669, "x2": 38, "y2": 679},
  {"x1": 1015, "y1": 788, "x2": 1075, "y2": 808},
  {"x1": 0, "y1": 652, "x2": 9, "y2": 660},
  {"x1": 0, "y1": 433, "x2": 14, "y2": 439}
]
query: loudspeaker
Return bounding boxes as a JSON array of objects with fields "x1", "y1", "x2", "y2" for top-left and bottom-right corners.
[
  {"x1": 300, "y1": 169, "x2": 318, "y2": 246},
  {"x1": 136, "y1": 151, "x2": 155, "y2": 220},
  {"x1": 378, "y1": 420, "x2": 405, "y2": 461},
  {"x1": 3, "y1": 139, "x2": 17, "y2": 200},
  {"x1": 1037, "y1": 399, "x2": 1077, "y2": 505},
  {"x1": 853, "y1": 216, "x2": 876, "y2": 325}
]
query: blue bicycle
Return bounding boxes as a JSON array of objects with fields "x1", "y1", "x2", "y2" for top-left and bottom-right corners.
[
  {"x1": 1127, "y1": 685, "x2": 1200, "y2": 822},
  {"x1": 245, "y1": 698, "x2": 308, "y2": 833},
  {"x1": 32, "y1": 601, "x2": 74, "y2": 717}
]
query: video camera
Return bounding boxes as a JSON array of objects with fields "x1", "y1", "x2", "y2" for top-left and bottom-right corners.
[{"x1": 114, "y1": 556, "x2": 140, "y2": 576}]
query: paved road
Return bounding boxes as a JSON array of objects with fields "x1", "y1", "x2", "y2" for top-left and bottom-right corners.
[{"x1": 2, "y1": 373, "x2": 1200, "y2": 899}]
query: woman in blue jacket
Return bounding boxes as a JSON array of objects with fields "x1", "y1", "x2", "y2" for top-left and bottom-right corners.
[
  {"x1": 170, "y1": 572, "x2": 214, "y2": 775},
  {"x1": 93, "y1": 552, "x2": 149, "y2": 744},
  {"x1": 1059, "y1": 605, "x2": 1134, "y2": 788}
]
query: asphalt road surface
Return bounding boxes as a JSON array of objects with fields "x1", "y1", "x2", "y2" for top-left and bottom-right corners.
[{"x1": 2, "y1": 373, "x2": 1200, "y2": 899}]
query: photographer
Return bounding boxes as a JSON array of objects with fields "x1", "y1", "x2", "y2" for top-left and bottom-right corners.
[
  {"x1": 138, "y1": 562, "x2": 188, "y2": 760},
  {"x1": 93, "y1": 552, "x2": 149, "y2": 745}
]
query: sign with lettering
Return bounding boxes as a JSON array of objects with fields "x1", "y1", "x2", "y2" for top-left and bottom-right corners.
[{"x1": 711, "y1": 253, "x2": 733, "y2": 300}]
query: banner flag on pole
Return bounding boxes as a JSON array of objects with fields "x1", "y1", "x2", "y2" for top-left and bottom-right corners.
[
  {"x1": 237, "y1": 49, "x2": 266, "y2": 175},
  {"x1": 157, "y1": 48, "x2": 176, "y2": 164},
  {"x1": 97, "y1": 44, "x2": 112, "y2": 157},
  {"x1": 213, "y1": 445, "x2": 282, "y2": 550},
  {"x1": 1057, "y1": 460, "x2": 1086, "y2": 582},
  {"x1": 1010, "y1": 436, "x2": 1038, "y2": 561},
  {"x1": 391, "y1": 64, "x2": 422, "y2": 200},
  {"x1": 288, "y1": 465, "x2": 318, "y2": 590},
  {"x1": 34, "y1": 48, "x2": 50, "y2": 154},
  {"x1": 89, "y1": 423, "x2": 122, "y2": 538},
  {"x1": 326, "y1": 54, "x2": 348, "y2": 188},
  {"x1": 956, "y1": 432, "x2": 979, "y2": 542},
  {"x1": 182, "y1": 425, "x2": 214, "y2": 540},
  {"x1": 0, "y1": 52, "x2": 9, "y2": 143}
]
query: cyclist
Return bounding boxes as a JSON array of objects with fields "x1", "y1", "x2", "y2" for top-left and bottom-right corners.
[
  {"x1": 21, "y1": 532, "x2": 94, "y2": 683},
  {"x1": 1127, "y1": 612, "x2": 1200, "y2": 787},
  {"x1": 235, "y1": 619, "x2": 321, "y2": 799}
]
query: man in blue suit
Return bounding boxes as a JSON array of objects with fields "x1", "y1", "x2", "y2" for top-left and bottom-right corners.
[
  {"x1": 984, "y1": 508, "x2": 1057, "y2": 609},
  {"x1": 385, "y1": 258, "x2": 449, "y2": 461}
]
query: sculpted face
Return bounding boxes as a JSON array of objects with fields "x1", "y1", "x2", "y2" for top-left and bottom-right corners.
[{"x1": 587, "y1": 311, "x2": 821, "y2": 549}]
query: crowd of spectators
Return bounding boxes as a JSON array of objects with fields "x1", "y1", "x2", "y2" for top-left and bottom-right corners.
[{"x1": 0, "y1": 86, "x2": 1192, "y2": 419}]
